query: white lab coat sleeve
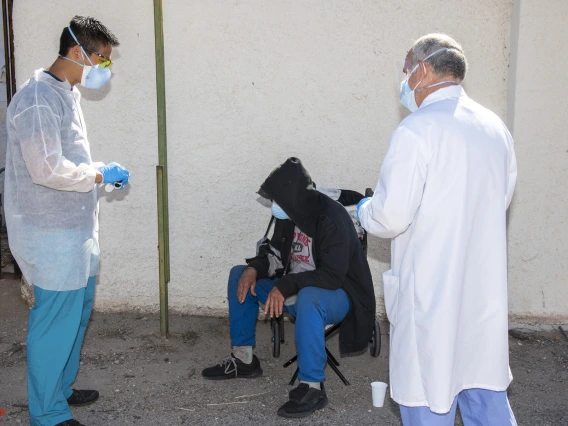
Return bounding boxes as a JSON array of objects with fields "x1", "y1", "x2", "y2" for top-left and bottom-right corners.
[
  {"x1": 12, "y1": 102, "x2": 98, "y2": 192},
  {"x1": 359, "y1": 126, "x2": 429, "y2": 238},
  {"x1": 505, "y1": 145, "x2": 517, "y2": 210}
]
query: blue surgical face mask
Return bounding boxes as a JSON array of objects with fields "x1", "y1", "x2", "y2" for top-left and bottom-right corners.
[
  {"x1": 271, "y1": 202, "x2": 290, "y2": 220},
  {"x1": 60, "y1": 26, "x2": 112, "y2": 89},
  {"x1": 399, "y1": 47, "x2": 459, "y2": 112},
  {"x1": 399, "y1": 75, "x2": 419, "y2": 112}
]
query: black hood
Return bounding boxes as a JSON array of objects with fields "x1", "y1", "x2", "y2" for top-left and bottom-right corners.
[{"x1": 259, "y1": 157, "x2": 322, "y2": 238}]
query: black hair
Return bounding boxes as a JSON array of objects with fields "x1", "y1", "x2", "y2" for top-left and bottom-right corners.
[{"x1": 58, "y1": 15, "x2": 119, "y2": 56}]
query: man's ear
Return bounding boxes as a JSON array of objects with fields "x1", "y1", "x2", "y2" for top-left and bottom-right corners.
[
  {"x1": 421, "y1": 61, "x2": 436, "y2": 81},
  {"x1": 415, "y1": 60, "x2": 426, "y2": 77},
  {"x1": 70, "y1": 44, "x2": 83, "y2": 61}
]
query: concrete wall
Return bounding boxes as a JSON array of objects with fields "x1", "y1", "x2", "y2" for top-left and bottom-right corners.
[
  {"x1": 506, "y1": 0, "x2": 568, "y2": 323},
  {"x1": 9, "y1": 1, "x2": 566, "y2": 322},
  {"x1": 12, "y1": 1, "x2": 160, "y2": 307}
]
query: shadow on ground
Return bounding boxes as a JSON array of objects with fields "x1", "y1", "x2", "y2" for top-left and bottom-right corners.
[{"x1": 1, "y1": 278, "x2": 567, "y2": 425}]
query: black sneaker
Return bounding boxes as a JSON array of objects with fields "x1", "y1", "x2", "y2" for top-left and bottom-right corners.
[
  {"x1": 202, "y1": 354, "x2": 263, "y2": 380},
  {"x1": 55, "y1": 420, "x2": 85, "y2": 426},
  {"x1": 67, "y1": 389, "x2": 99, "y2": 407},
  {"x1": 277, "y1": 382, "x2": 328, "y2": 418}
]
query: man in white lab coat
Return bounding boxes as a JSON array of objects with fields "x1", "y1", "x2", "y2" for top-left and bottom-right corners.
[{"x1": 357, "y1": 34, "x2": 518, "y2": 425}]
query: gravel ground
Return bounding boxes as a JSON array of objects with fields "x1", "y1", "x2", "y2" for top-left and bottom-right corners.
[{"x1": 1, "y1": 278, "x2": 567, "y2": 425}]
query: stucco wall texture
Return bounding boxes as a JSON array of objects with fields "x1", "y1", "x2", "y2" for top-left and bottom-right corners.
[
  {"x1": 9, "y1": 1, "x2": 566, "y2": 322},
  {"x1": 12, "y1": 1, "x2": 160, "y2": 308},
  {"x1": 507, "y1": 0, "x2": 568, "y2": 322}
]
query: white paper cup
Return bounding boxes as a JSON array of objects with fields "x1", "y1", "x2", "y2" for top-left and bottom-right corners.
[{"x1": 371, "y1": 381, "x2": 388, "y2": 407}]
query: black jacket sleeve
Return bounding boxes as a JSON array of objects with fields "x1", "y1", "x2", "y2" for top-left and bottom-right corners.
[
  {"x1": 246, "y1": 255, "x2": 270, "y2": 279},
  {"x1": 337, "y1": 189, "x2": 364, "y2": 207},
  {"x1": 275, "y1": 215, "x2": 350, "y2": 298}
]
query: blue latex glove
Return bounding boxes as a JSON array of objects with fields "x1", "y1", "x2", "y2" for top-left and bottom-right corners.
[
  {"x1": 98, "y1": 162, "x2": 130, "y2": 186},
  {"x1": 356, "y1": 197, "x2": 372, "y2": 221}
]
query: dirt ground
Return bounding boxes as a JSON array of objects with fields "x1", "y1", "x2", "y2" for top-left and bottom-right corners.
[{"x1": 1, "y1": 278, "x2": 567, "y2": 426}]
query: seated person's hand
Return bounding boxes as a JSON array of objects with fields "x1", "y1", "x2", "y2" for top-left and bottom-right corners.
[
  {"x1": 264, "y1": 287, "x2": 285, "y2": 318},
  {"x1": 237, "y1": 267, "x2": 257, "y2": 303}
]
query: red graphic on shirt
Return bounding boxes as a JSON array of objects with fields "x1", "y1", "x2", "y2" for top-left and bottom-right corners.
[{"x1": 291, "y1": 232, "x2": 312, "y2": 263}]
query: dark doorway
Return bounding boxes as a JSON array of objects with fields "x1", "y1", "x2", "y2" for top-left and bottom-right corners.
[{"x1": 1, "y1": 0, "x2": 18, "y2": 277}]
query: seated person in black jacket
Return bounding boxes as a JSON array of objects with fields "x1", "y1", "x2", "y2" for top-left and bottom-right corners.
[{"x1": 202, "y1": 157, "x2": 376, "y2": 418}]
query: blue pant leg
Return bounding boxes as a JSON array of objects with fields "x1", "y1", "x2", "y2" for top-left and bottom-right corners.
[
  {"x1": 290, "y1": 286, "x2": 350, "y2": 383},
  {"x1": 27, "y1": 286, "x2": 85, "y2": 426},
  {"x1": 399, "y1": 399, "x2": 458, "y2": 426},
  {"x1": 457, "y1": 389, "x2": 518, "y2": 426},
  {"x1": 62, "y1": 276, "x2": 96, "y2": 398},
  {"x1": 228, "y1": 265, "x2": 275, "y2": 347}
]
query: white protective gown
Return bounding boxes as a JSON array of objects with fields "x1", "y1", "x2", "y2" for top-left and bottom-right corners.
[
  {"x1": 4, "y1": 69, "x2": 103, "y2": 291},
  {"x1": 359, "y1": 85, "x2": 517, "y2": 413}
]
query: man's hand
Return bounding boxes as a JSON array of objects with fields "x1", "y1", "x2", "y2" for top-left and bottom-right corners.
[
  {"x1": 264, "y1": 287, "x2": 285, "y2": 318},
  {"x1": 237, "y1": 268, "x2": 257, "y2": 303},
  {"x1": 98, "y1": 162, "x2": 130, "y2": 185}
]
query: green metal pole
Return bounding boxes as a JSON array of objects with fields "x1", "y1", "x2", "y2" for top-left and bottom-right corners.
[
  {"x1": 156, "y1": 166, "x2": 168, "y2": 336},
  {"x1": 153, "y1": 0, "x2": 170, "y2": 337}
]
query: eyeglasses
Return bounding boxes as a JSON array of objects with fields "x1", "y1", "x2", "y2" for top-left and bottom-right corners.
[
  {"x1": 88, "y1": 50, "x2": 113, "y2": 69},
  {"x1": 67, "y1": 26, "x2": 113, "y2": 69}
]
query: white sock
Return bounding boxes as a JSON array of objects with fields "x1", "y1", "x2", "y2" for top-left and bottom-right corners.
[
  {"x1": 300, "y1": 380, "x2": 321, "y2": 390},
  {"x1": 232, "y1": 346, "x2": 253, "y2": 364}
]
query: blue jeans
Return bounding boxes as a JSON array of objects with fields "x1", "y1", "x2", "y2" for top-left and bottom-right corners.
[
  {"x1": 400, "y1": 388, "x2": 518, "y2": 426},
  {"x1": 228, "y1": 265, "x2": 350, "y2": 383},
  {"x1": 27, "y1": 276, "x2": 96, "y2": 426}
]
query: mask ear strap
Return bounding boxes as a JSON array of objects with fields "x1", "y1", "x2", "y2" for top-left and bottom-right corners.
[
  {"x1": 81, "y1": 49, "x2": 95, "y2": 67},
  {"x1": 67, "y1": 26, "x2": 95, "y2": 67},
  {"x1": 410, "y1": 62, "x2": 424, "y2": 91},
  {"x1": 59, "y1": 55, "x2": 86, "y2": 68}
]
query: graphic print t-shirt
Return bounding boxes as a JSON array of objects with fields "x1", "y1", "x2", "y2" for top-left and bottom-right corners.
[{"x1": 289, "y1": 226, "x2": 316, "y2": 274}]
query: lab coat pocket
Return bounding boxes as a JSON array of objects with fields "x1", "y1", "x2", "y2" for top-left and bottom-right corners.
[{"x1": 382, "y1": 270, "x2": 400, "y2": 326}]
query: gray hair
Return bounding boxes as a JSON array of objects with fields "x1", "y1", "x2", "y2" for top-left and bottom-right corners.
[{"x1": 411, "y1": 34, "x2": 468, "y2": 80}]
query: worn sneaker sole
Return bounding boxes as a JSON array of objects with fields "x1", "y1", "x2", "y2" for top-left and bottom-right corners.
[
  {"x1": 276, "y1": 396, "x2": 328, "y2": 418},
  {"x1": 202, "y1": 367, "x2": 263, "y2": 381}
]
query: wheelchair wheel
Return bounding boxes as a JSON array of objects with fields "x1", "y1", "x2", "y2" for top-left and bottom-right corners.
[
  {"x1": 369, "y1": 320, "x2": 381, "y2": 358},
  {"x1": 271, "y1": 319, "x2": 280, "y2": 358}
]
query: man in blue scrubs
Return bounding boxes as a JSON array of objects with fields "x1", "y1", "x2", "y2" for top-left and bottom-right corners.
[{"x1": 4, "y1": 16, "x2": 130, "y2": 426}]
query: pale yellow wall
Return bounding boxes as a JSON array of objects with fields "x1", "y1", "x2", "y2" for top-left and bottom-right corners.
[
  {"x1": 9, "y1": 1, "x2": 566, "y2": 322},
  {"x1": 12, "y1": 1, "x2": 161, "y2": 307},
  {"x1": 507, "y1": 0, "x2": 568, "y2": 322},
  {"x1": 158, "y1": 0, "x2": 513, "y2": 316}
]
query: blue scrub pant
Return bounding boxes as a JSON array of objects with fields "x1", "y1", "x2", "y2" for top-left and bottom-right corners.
[
  {"x1": 400, "y1": 388, "x2": 518, "y2": 426},
  {"x1": 27, "y1": 276, "x2": 96, "y2": 426},
  {"x1": 228, "y1": 265, "x2": 350, "y2": 383}
]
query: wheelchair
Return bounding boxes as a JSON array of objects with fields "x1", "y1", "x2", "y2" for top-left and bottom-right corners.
[{"x1": 269, "y1": 187, "x2": 381, "y2": 385}]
